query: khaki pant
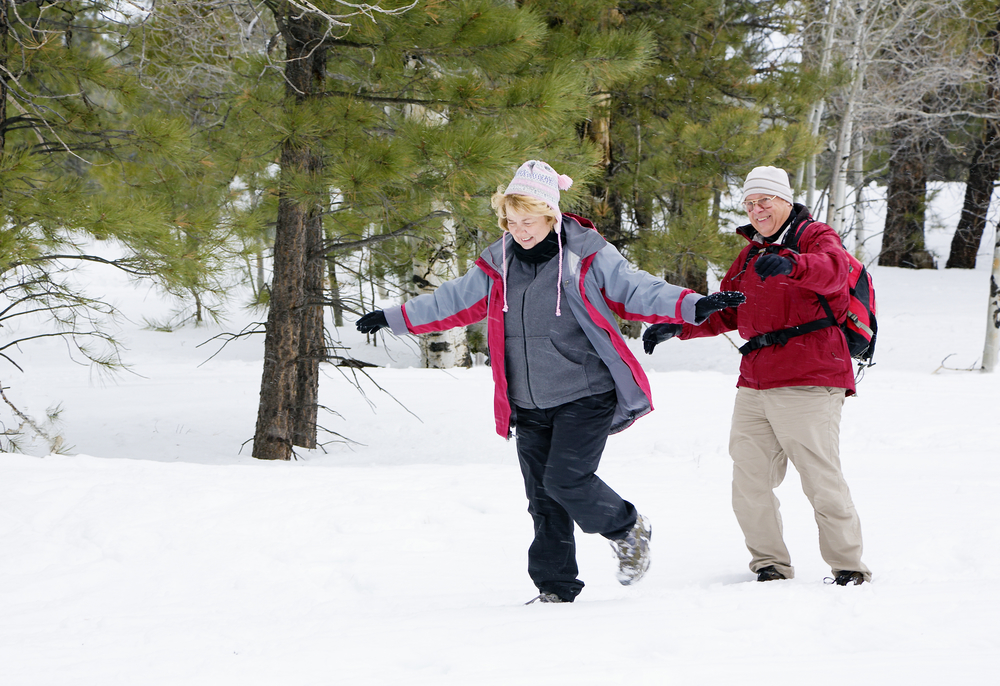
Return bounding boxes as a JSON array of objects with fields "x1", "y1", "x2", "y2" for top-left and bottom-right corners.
[{"x1": 730, "y1": 386, "x2": 871, "y2": 581}]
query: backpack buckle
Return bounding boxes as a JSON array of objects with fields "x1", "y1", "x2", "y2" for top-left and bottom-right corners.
[{"x1": 756, "y1": 331, "x2": 788, "y2": 348}]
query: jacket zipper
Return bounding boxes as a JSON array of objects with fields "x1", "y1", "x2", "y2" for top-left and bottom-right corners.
[{"x1": 521, "y1": 263, "x2": 537, "y2": 407}]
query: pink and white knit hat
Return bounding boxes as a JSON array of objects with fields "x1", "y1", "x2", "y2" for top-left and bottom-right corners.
[
  {"x1": 500, "y1": 160, "x2": 574, "y2": 316},
  {"x1": 503, "y1": 160, "x2": 574, "y2": 226}
]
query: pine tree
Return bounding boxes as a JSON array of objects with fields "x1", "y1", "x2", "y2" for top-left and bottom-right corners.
[
  {"x1": 0, "y1": 2, "x2": 225, "y2": 371},
  {"x1": 517, "y1": 0, "x2": 656, "y2": 247},
  {"x1": 598, "y1": 0, "x2": 816, "y2": 292},
  {"x1": 174, "y1": 1, "x2": 608, "y2": 459}
]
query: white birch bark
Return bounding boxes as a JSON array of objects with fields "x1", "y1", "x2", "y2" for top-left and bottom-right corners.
[
  {"x1": 797, "y1": 0, "x2": 841, "y2": 208},
  {"x1": 851, "y1": 128, "x2": 866, "y2": 254},
  {"x1": 826, "y1": 0, "x2": 869, "y2": 234},
  {"x1": 411, "y1": 204, "x2": 471, "y2": 369},
  {"x1": 982, "y1": 227, "x2": 1000, "y2": 372},
  {"x1": 403, "y1": 85, "x2": 469, "y2": 368}
]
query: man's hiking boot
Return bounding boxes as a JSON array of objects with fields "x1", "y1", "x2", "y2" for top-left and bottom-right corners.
[
  {"x1": 831, "y1": 570, "x2": 865, "y2": 586},
  {"x1": 525, "y1": 592, "x2": 569, "y2": 605},
  {"x1": 610, "y1": 513, "x2": 651, "y2": 585},
  {"x1": 756, "y1": 565, "x2": 787, "y2": 582}
]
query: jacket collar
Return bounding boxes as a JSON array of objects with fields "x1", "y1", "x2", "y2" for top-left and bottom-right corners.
[
  {"x1": 479, "y1": 213, "x2": 607, "y2": 272},
  {"x1": 736, "y1": 203, "x2": 813, "y2": 245}
]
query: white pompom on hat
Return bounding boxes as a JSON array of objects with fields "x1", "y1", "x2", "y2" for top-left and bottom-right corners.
[{"x1": 741, "y1": 166, "x2": 794, "y2": 205}]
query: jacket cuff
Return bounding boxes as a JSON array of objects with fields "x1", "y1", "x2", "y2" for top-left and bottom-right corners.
[
  {"x1": 785, "y1": 251, "x2": 803, "y2": 279},
  {"x1": 384, "y1": 306, "x2": 409, "y2": 335},
  {"x1": 681, "y1": 292, "x2": 701, "y2": 324}
]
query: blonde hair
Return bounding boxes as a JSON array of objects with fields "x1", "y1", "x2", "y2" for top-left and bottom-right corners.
[{"x1": 490, "y1": 190, "x2": 558, "y2": 232}]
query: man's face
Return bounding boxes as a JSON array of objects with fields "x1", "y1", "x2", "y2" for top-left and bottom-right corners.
[{"x1": 745, "y1": 194, "x2": 793, "y2": 238}]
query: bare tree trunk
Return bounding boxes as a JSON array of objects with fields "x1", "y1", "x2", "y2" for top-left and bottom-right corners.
[
  {"x1": 797, "y1": 0, "x2": 841, "y2": 208},
  {"x1": 983, "y1": 225, "x2": 1000, "y2": 371},
  {"x1": 948, "y1": 132, "x2": 1000, "y2": 269},
  {"x1": 947, "y1": 17, "x2": 1000, "y2": 269},
  {"x1": 253, "y1": 14, "x2": 326, "y2": 460},
  {"x1": 255, "y1": 248, "x2": 266, "y2": 298},
  {"x1": 400, "y1": 82, "x2": 469, "y2": 369},
  {"x1": 880, "y1": 123, "x2": 936, "y2": 269},
  {"x1": 665, "y1": 263, "x2": 708, "y2": 296},
  {"x1": 0, "y1": 4, "x2": 7, "y2": 158},
  {"x1": 826, "y1": 0, "x2": 868, "y2": 234},
  {"x1": 586, "y1": 93, "x2": 626, "y2": 250},
  {"x1": 851, "y1": 128, "x2": 866, "y2": 254},
  {"x1": 412, "y1": 204, "x2": 471, "y2": 369},
  {"x1": 328, "y1": 258, "x2": 344, "y2": 327}
]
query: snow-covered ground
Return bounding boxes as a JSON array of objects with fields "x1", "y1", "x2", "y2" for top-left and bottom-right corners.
[{"x1": 1, "y1": 185, "x2": 998, "y2": 685}]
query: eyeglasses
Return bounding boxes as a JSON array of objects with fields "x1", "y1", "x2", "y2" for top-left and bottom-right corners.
[{"x1": 744, "y1": 195, "x2": 778, "y2": 212}]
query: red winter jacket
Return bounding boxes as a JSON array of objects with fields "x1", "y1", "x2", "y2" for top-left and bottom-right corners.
[{"x1": 681, "y1": 205, "x2": 856, "y2": 395}]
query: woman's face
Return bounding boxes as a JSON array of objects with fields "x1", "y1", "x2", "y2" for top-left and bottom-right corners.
[{"x1": 506, "y1": 206, "x2": 554, "y2": 249}]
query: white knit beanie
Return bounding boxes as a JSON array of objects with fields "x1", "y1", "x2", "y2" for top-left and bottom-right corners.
[
  {"x1": 503, "y1": 160, "x2": 574, "y2": 228},
  {"x1": 500, "y1": 160, "x2": 574, "y2": 317},
  {"x1": 741, "y1": 166, "x2": 794, "y2": 204}
]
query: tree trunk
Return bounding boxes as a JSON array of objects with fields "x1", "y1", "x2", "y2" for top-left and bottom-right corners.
[
  {"x1": 413, "y1": 204, "x2": 471, "y2": 369},
  {"x1": 983, "y1": 226, "x2": 1000, "y2": 371},
  {"x1": 328, "y1": 258, "x2": 344, "y2": 327},
  {"x1": 947, "y1": 19, "x2": 1000, "y2": 269},
  {"x1": 293, "y1": 207, "x2": 325, "y2": 448},
  {"x1": 826, "y1": 0, "x2": 868, "y2": 235},
  {"x1": 1, "y1": 3, "x2": 8, "y2": 157},
  {"x1": 851, "y1": 129, "x2": 866, "y2": 256},
  {"x1": 665, "y1": 263, "x2": 708, "y2": 296},
  {"x1": 252, "y1": 14, "x2": 326, "y2": 460},
  {"x1": 879, "y1": 124, "x2": 936, "y2": 269},
  {"x1": 947, "y1": 132, "x2": 1000, "y2": 269},
  {"x1": 253, "y1": 153, "x2": 309, "y2": 460},
  {"x1": 586, "y1": 93, "x2": 626, "y2": 250},
  {"x1": 798, "y1": 0, "x2": 840, "y2": 208}
]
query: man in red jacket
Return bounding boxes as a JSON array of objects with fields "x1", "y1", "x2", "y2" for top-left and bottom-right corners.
[{"x1": 643, "y1": 166, "x2": 872, "y2": 586}]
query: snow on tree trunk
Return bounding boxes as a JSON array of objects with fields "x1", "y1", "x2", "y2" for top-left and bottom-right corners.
[
  {"x1": 983, "y1": 227, "x2": 1000, "y2": 372},
  {"x1": 412, "y1": 205, "x2": 471, "y2": 369}
]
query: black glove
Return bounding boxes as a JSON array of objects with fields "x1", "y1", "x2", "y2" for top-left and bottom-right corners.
[
  {"x1": 694, "y1": 291, "x2": 746, "y2": 322},
  {"x1": 755, "y1": 253, "x2": 794, "y2": 279},
  {"x1": 642, "y1": 323, "x2": 683, "y2": 355},
  {"x1": 356, "y1": 310, "x2": 388, "y2": 334}
]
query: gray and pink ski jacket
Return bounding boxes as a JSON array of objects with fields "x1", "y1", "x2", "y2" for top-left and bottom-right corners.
[{"x1": 383, "y1": 214, "x2": 706, "y2": 438}]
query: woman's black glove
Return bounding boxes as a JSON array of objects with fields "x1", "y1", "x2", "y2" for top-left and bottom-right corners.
[
  {"x1": 642, "y1": 323, "x2": 683, "y2": 354},
  {"x1": 356, "y1": 310, "x2": 388, "y2": 334},
  {"x1": 755, "y1": 254, "x2": 794, "y2": 279},
  {"x1": 694, "y1": 291, "x2": 746, "y2": 323}
]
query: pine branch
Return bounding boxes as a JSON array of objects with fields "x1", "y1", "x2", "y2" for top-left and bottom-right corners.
[
  {"x1": 320, "y1": 210, "x2": 450, "y2": 253},
  {"x1": 14, "y1": 254, "x2": 159, "y2": 277}
]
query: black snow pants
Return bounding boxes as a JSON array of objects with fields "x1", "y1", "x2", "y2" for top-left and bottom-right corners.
[{"x1": 513, "y1": 390, "x2": 637, "y2": 601}]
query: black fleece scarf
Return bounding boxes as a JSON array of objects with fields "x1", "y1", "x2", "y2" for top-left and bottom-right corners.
[
  {"x1": 761, "y1": 203, "x2": 808, "y2": 244},
  {"x1": 511, "y1": 229, "x2": 562, "y2": 264}
]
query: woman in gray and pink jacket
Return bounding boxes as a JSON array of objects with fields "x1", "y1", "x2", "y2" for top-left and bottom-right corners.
[{"x1": 358, "y1": 160, "x2": 743, "y2": 603}]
